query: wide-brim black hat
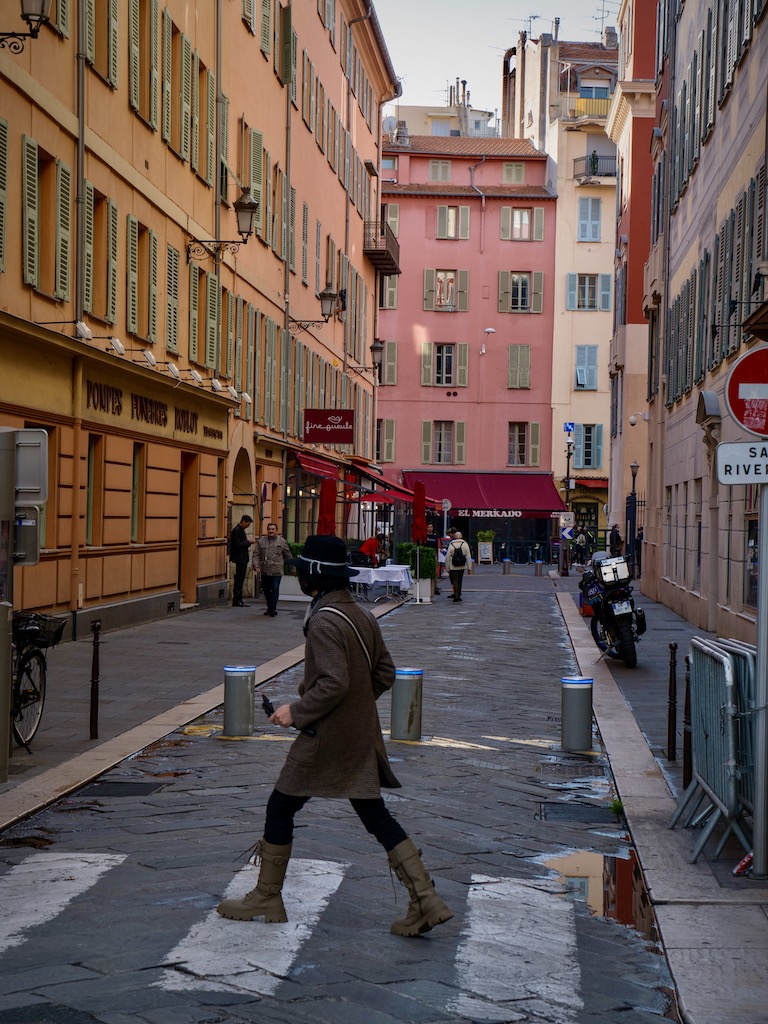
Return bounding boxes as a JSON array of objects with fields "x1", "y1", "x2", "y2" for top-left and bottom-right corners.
[{"x1": 287, "y1": 535, "x2": 359, "y2": 579}]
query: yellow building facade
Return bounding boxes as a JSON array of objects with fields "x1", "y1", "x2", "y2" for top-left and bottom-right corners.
[{"x1": 0, "y1": 0, "x2": 399, "y2": 632}]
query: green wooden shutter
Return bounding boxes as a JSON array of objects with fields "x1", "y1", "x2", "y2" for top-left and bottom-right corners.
[
  {"x1": 280, "y1": 5, "x2": 293, "y2": 85},
  {"x1": 529, "y1": 422, "x2": 540, "y2": 466},
  {"x1": 128, "y1": 0, "x2": 140, "y2": 111},
  {"x1": 459, "y1": 206, "x2": 470, "y2": 239},
  {"x1": 423, "y1": 268, "x2": 435, "y2": 310},
  {"x1": 533, "y1": 207, "x2": 544, "y2": 240},
  {"x1": 289, "y1": 185, "x2": 296, "y2": 271},
  {"x1": 243, "y1": 0, "x2": 254, "y2": 32},
  {"x1": 106, "y1": 199, "x2": 118, "y2": 324},
  {"x1": 384, "y1": 340, "x2": 397, "y2": 385},
  {"x1": 226, "y1": 290, "x2": 234, "y2": 379},
  {"x1": 108, "y1": 0, "x2": 119, "y2": 87},
  {"x1": 57, "y1": 0, "x2": 69, "y2": 35},
  {"x1": 273, "y1": 0, "x2": 281, "y2": 75},
  {"x1": 436, "y1": 205, "x2": 448, "y2": 238},
  {"x1": 162, "y1": 8, "x2": 171, "y2": 141},
  {"x1": 205, "y1": 69, "x2": 215, "y2": 185},
  {"x1": 519, "y1": 345, "x2": 531, "y2": 387},
  {"x1": 189, "y1": 263, "x2": 199, "y2": 361},
  {"x1": 250, "y1": 129, "x2": 264, "y2": 231},
  {"x1": 22, "y1": 135, "x2": 39, "y2": 287},
  {"x1": 85, "y1": 0, "x2": 95, "y2": 62},
  {"x1": 508, "y1": 344, "x2": 520, "y2": 388},
  {"x1": 421, "y1": 422, "x2": 433, "y2": 464},
  {"x1": 126, "y1": 215, "x2": 139, "y2": 333},
  {"x1": 384, "y1": 275, "x2": 398, "y2": 309},
  {"x1": 457, "y1": 343, "x2": 469, "y2": 386},
  {"x1": 386, "y1": 203, "x2": 399, "y2": 236},
  {"x1": 234, "y1": 296, "x2": 243, "y2": 389},
  {"x1": 500, "y1": 207, "x2": 511, "y2": 240},
  {"x1": 457, "y1": 270, "x2": 469, "y2": 311},
  {"x1": 455, "y1": 421, "x2": 466, "y2": 464},
  {"x1": 220, "y1": 94, "x2": 229, "y2": 190},
  {"x1": 260, "y1": 0, "x2": 271, "y2": 53},
  {"x1": 55, "y1": 160, "x2": 72, "y2": 301},
  {"x1": 149, "y1": 0, "x2": 159, "y2": 127},
  {"x1": 531, "y1": 272, "x2": 543, "y2": 313},
  {"x1": 421, "y1": 342, "x2": 433, "y2": 385},
  {"x1": 498, "y1": 270, "x2": 511, "y2": 312},
  {"x1": 382, "y1": 420, "x2": 395, "y2": 462},
  {"x1": 180, "y1": 35, "x2": 192, "y2": 161},
  {"x1": 190, "y1": 51, "x2": 199, "y2": 171},
  {"x1": 148, "y1": 229, "x2": 158, "y2": 342},
  {"x1": 205, "y1": 271, "x2": 219, "y2": 368},
  {"x1": 83, "y1": 180, "x2": 94, "y2": 312},
  {"x1": 0, "y1": 119, "x2": 6, "y2": 273},
  {"x1": 166, "y1": 245, "x2": 179, "y2": 353}
]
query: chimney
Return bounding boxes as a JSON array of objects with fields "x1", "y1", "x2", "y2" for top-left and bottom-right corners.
[
  {"x1": 554, "y1": 17, "x2": 559, "y2": 41},
  {"x1": 603, "y1": 26, "x2": 618, "y2": 49}
]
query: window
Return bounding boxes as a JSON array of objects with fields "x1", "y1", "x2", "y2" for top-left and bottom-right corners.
[
  {"x1": 22, "y1": 137, "x2": 71, "y2": 300},
  {"x1": 436, "y1": 205, "x2": 469, "y2": 239},
  {"x1": 502, "y1": 162, "x2": 525, "y2": 184},
  {"x1": 377, "y1": 419, "x2": 396, "y2": 462},
  {"x1": 193, "y1": 56, "x2": 216, "y2": 185},
  {"x1": 383, "y1": 202, "x2": 399, "y2": 237},
  {"x1": 131, "y1": 442, "x2": 146, "y2": 543},
  {"x1": 162, "y1": 11, "x2": 192, "y2": 159},
  {"x1": 421, "y1": 420, "x2": 465, "y2": 464},
  {"x1": 423, "y1": 269, "x2": 470, "y2": 311},
  {"x1": 86, "y1": 434, "x2": 104, "y2": 546},
  {"x1": 573, "y1": 423, "x2": 603, "y2": 469},
  {"x1": 429, "y1": 160, "x2": 451, "y2": 182},
  {"x1": 382, "y1": 155, "x2": 398, "y2": 173},
  {"x1": 500, "y1": 206, "x2": 544, "y2": 241},
  {"x1": 498, "y1": 271, "x2": 543, "y2": 313},
  {"x1": 507, "y1": 344, "x2": 531, "y2": 388},
  {"x1": 574, "y1": 345, "x2": 598, "y2": 389},
  {"x1": 566, "y1": 273, "x2": 612, "y2": 311},
  {"x1": 421, "y1": 342, "x2": 469, "y2": 386},
  {"x1": 126, "y1": 215, "x2": 158, "y2": 341},
  {"x1": 383, "y1": 340, "x2": 397, "y2": 385},
  {"x1": 128, "y1": 0, "x2": 159, "y2": 127},
  {"x1": 580, "y1": 85, "x2": 609, "y2": 98},
  {"x1": 86, "y1": 0, "x2": 119, "y2": 88},
  {"x1": 83, "y1": 183, "x2": 118, "y2": 324},
  {"x1": 577, "y1": 197, "x2": 601, "y2": 241},
  {"x1": 507, "y1": 422, "x2": 540, "y2": 466},
  {"x1": 189, "y1": 264, "x2": 220, "y2": 367},
  {"x1": 433, "y1": 421, "x2": 453, "y2": 463}
]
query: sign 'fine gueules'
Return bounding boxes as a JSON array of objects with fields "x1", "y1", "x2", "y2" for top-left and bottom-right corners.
[
  {"x1": 303, "y1": 409, "x2": 354, "y2": 444},
  {"x1": 725, "y1": 346, "x2": 768, "y2": 437}
]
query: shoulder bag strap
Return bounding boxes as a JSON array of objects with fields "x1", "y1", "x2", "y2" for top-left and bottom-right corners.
[{"x1": 315, "y1": 606, "x2": 372, "y2": 670}]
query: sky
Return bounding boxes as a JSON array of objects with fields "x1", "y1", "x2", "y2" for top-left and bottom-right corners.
[{"x1": 375, "y1": 0, "x2": 621, "y2": 117}]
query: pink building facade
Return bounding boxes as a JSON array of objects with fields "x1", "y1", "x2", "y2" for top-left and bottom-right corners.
[{"x1": 377, "y1": 136, "x2": 565, "y2": 560}]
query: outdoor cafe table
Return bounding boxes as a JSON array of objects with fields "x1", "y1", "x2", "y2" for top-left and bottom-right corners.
[{"x1": 351, "y1": 564, "x2": 413, "y2": 599}]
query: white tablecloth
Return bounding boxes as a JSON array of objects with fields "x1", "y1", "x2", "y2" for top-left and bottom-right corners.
[{"x1": 351, "y1": 565, "x2": 412, "y2": 589}]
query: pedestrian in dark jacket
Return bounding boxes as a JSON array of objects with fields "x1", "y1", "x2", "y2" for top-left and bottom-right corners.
[
  {"x1": 217, "y1": 534, "x2": 454, "y2": 937},
  {"x1": 609, "y1": 524, "x2": 623, "y2": 557},
  {"x1": 229, "y1": 515, "x2": 253, "y2": 607}
]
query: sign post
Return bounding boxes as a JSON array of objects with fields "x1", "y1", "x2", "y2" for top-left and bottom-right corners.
[{"x1": 721, "y1": 349, "x2": 768, "y2": 876}]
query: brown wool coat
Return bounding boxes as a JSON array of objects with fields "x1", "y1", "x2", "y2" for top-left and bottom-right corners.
[{"x1": 275, "y1": 590, "x2": 400, "y2": 799}]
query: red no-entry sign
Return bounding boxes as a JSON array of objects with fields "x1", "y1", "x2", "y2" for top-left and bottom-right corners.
[{"x1": 725, "y1": 347, "x2": 768, "y2": 437}]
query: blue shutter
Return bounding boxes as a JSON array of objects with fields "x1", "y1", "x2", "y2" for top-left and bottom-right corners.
[
  {"x1": 573, "y1": 423, "x2": 585, "y2": 469},
  {"x1": 566, "y1": 273, "x2": 577, "y2": 310},
  {"x1": 594, "y1": 424, "x2": 603, "y2": 468},
  {"x1": 599, "y1": 274, "x2": 612, "y2": 311}
]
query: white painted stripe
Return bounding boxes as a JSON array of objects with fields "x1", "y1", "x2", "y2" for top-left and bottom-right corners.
[
  {"x1": 160, "y1": 858, "x2": 348, "y2": 995},
  {"x1": 447, "y1": 875, "x2": 583, "y2": 1024},
  {"x1": 0, "y1": 852, "x2": 126, "y2": 955},
  {"x1": 739, "y1": 383, "x2": 768, "y2": 400}
]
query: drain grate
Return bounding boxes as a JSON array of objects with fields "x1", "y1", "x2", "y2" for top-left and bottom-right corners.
[
  {"x1": 539, "y1": 801, "x2": 617, "y2": 823},
  {"x1": 74, "y1": 781, "x2": 165, "y2": 798}
]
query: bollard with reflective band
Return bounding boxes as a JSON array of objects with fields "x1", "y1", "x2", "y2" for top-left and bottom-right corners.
[
  {"x1": 391, "y1": 668, "x2": 422, "y2": 741},
  {"x1": 223, "y1": 665, "x2": 256, "y2": 737},
  {"x1": 534, "y1": 560, "x2": 543, "y2": 576},
  {"x1": 502, "y1": 559, "x2": 512, "y2": 575},
  {"x1": 561, "y1": 676, "x2": 593, "y2": 751}
]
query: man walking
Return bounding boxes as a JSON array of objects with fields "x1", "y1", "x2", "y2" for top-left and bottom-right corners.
[
  {"x1": 445, "y1": 531, "x2": 472, "y2": 602},
  {"x1": 216, "y1": 534, "x2": 453, "y2": 937},
  {"x1": 229, "y1": 514, "x2": 253, "y2": 607},
  {"x1": 252, "y1": 522, "x2": 292, "y2": 617}
]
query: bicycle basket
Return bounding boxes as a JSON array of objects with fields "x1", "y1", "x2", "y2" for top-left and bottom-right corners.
[{"x1": 12, "y1": 611, "x2": 67, "y2": 649}]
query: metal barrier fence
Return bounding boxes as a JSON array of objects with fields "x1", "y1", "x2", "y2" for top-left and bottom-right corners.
[{"x1": 669, "y1": 637, "x2": 755, "y2": 862}]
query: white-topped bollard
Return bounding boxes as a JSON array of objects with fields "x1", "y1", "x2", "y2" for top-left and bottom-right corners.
[
  {"x1": 560, "y1": 676, "x2": 593, "y2": 751},
  {"x1": 391, "y1": 667, "x2": 423, "y2": 740},
  {"x1": 223, "y1": 665, "x2": 256, "y2": 737}
]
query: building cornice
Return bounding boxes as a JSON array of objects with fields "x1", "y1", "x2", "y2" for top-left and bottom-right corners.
[{"x1": 607, "y1": 79, "x2": 656, "y2": 140}]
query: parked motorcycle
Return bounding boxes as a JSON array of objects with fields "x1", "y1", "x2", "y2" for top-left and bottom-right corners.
[{"x1": 578, "y1": 555, "x2": 646, "y2": 668}]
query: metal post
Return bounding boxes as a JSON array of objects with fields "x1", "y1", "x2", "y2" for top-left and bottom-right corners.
[
  {"x1": 0, "y1": 431, "x2": 15, "y2": 782},
  {"x1": 89, "y1": 618, "x2": 101, "y2": 740},
  {"x1": 391, "y1": 667, "x2": 422, "y2": 741},
  {"x1": 752, "y1": 484, "x2": 768, "y2": 877},
  {"x1": 223, "y1": 665, "x2": 256, "y2": 737},
  {"x1": 683, "y1": 655, "x2": 692, "y2": 789},
  {"x1": 560, "y1": 676, "x2": 593, "y2": 751},
  {"x1": 667, "y1": 641, "x2": 678, "y2": 761}
]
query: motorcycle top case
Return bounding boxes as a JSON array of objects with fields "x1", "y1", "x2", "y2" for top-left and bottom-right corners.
[{"x1": 595, "y1": 556, "x2": 630, "y2": 585}]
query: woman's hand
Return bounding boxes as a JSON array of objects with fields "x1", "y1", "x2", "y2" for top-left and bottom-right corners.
[{"x1": 270, "y1": 703, "x2": 294, "y2": 728}]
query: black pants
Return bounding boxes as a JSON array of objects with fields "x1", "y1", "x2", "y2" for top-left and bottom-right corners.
[
  {"x1": 261, "y1": 574, "x2": 281, "y2": 613},
  {"x1": 449, "y1": 568, "x2": 465, "y2": 599},
  {"x1": 264, "y1": 788, "x2": 407, "y2": 851},
  {"x1": 232, "y1": 561, "x2": 247, "y2": 603}
]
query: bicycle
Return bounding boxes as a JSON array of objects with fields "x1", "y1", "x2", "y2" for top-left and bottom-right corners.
[{"x1": 11, "y1": 611, "x2": 66, "y2": 750}]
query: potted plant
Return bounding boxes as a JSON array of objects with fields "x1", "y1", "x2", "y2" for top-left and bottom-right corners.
[{"x1": 397, "y1": 542, "x2": 437, "y2": 603}]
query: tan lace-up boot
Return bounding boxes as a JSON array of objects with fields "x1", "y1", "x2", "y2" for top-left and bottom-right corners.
[
  {"x1": 216, "y1": 840, "x2": 291, "y2": 922},
  {"x1": 388, "y1": 837, "x2": 453, "y2": 937}
]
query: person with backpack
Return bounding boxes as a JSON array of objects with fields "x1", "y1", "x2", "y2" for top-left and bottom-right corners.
[{"x1": 445, "y1": 531, "x2": 472, "y2": 602}]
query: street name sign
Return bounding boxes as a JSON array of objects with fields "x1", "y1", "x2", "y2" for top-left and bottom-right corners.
[
  {"x1": 717, "y1": 442, "x2": 768, "y2": 484},
  {"x1": 725, "y1": 347, "x2": 768, "y2": 436}
]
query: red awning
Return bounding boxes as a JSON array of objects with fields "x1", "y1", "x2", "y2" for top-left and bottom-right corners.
[
  {"x1": 293, "y1": 452, "x2": 341, "y2": 480},
  {"x1": 576, "y1": 478, "x2": 609, "y2": 490},
  {"x1": 375, "y1": 488, "x2": 412, "y2": 504},
  {"x1": 402, "y1": 472, "x2": 565, "y2": 519}
]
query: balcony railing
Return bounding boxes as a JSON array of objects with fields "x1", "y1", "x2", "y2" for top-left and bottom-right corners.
[
  {"x1": 363, "y1": 221, "x2": 400, "y2": 275},
  {"x1": 561, "y1": 97, "x2": 611, "y2": 120},
  {"x1": 573, "y1": 155, "x2": 617, "y2": 178}
]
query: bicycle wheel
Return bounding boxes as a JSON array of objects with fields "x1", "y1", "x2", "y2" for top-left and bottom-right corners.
[{"x1": 12, "y1": 649, "x2": 46, "y2": 747}]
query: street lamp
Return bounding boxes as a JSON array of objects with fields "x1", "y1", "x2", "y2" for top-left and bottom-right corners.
[
  {"x1": 186, "y1": 187, "x2": 260, "y2": 261},
  {"x1": 627, "y1": 460, "x2": 639, "y2": 576},
  {"x1": 0, "y1": 0, "x2": 52, "y2": 51},
  {"x1": 564, "y1": 438, "x2": 574, "y2": 512}
]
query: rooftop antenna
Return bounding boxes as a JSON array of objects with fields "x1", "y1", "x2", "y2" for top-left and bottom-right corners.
[{"x1": 592, "y1": 0, "x2": 620, "y2": 35}]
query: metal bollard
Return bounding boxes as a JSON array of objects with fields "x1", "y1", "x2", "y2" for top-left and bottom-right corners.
[
  {"x1": 502, "y1": 559, "x2": 512, "y2": 575},
  {"x1": 667, "y1": 642, "x2": 678, "y2": 761},
  {"x1": 561, "y1": 676, "x2": 593, "y2": 751},
  {"x1": 89, "y1": 619, "x2": 101, "y2": 740},
  {"x1": 534, "y1": 560, "x2": 543, "y2": 577},
  {"x1": 391, "y1": 667, "x2": 422, "y2": 741},
  {"x1": 223, "y1": 665, "x2": 256, "y2": 737}
]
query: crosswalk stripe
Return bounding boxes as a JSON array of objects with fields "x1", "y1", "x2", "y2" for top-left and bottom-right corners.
[
  {"x1": 159, "y1": 859, "x2": 348, "y2": 995},
  {"x1": 0, "y1": 852, "x2": 126, "y2": 956},
  {"x1": 447, "y1": 875, "x2": 583, "y2": 1023}
]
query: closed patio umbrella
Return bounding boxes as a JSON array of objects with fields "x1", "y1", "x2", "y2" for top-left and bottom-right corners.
[
  {"x1": 411, "y1": 480, "x2": 427, "y2": 601},
  {"x1": 316, "y1": 478, "x2": 337, "y2": 536}
]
